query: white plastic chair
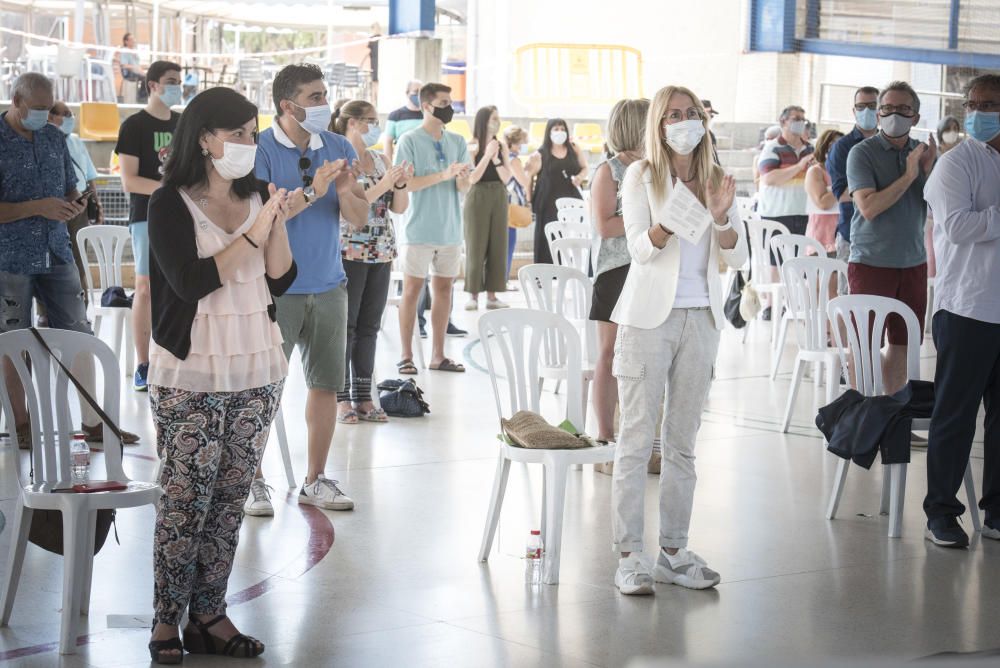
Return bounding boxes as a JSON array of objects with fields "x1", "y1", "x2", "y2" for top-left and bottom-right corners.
[
  {"x1": 555, "y1": 197, "x2": 585, "y2": 211},
  {"x1": 77, "y1": 226, "x2": 134, "y2": 379},
  {"x1": 477, "y1": 309, "x2": 615, "y2": 584},
  {"x1": 518, "y1": 264, "x2": 596, "y2": 413},
  {"x1": 825, "y1": 296, "x2": 981, "y2": 538},
  {"x1": 549, "y1": 236, "x2": 592, "y2": 273},
  {"x1": 0, "y1": 329, "x2": 159, "y2": 655},
  {"x1": 745, "y1": 218, "x2": 789, "y2": 344},
  {"x1": 776, "y1": 257, "x2": 847, "y2": 432},
  {"x1": 556, "y1": 207, "x2": 587, "y2": 226},
  {"x1": 769, "y1": 233, "x2": 829, "y2": 360},
  {"x1": 268, "y1": 408, "x2": 296, "y2": 489}
]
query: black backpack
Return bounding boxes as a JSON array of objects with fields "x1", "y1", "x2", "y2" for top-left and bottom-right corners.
[{"x1": 376, "y1": 378, "x2": 430, "y2": 418}]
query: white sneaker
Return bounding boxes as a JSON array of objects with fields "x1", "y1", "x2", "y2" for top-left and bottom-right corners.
[
  {"x1": 243, "y1": 479, "x2": 274, "y2": 517},
  {"x1": 298, "y1": 474, "x2": 355, "y2": 510},
  {"x1": 614, "y1": 554, "x2": 654, "y2": 595},
  {"x1": 465, "y1": 297, "x2": 479, "y2": 311},
  {"x1": 486, "y1": 299, "x2": 510, "y2": 310},
  {"x1": 653, "y1": 548, "x2": 721, "y2": 590}
]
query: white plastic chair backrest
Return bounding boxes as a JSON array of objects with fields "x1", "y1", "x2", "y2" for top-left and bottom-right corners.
[
  {"x1": 55, "y1": 46, "x2": 85, "y2": 77},
  {"x1": 782, "y1": 257, "x2": 847, "y2": 352},
  {"x1": 555, "y1": 197, "x2": 585, "y2": 211},
  {"x1": 0, "y1": 329, "x2": 125, "y2": 484},
  {"x1": 770, "y1": 233, "x2": 827, "y2": 268},
  {"x1": 827, "y1": 295, "x2": 921, "y2": 397},
  {"x1": 518, "y1": 263, "x2": 596, "y2": 364},
  {"x1": 544, "y1": 221, "x2": 589, "y2": 245},
  {"x1": 557, "y1": 207, "x2": 586, "y2": 225},
  {"x1": 736, "y1": 194, "x2": 758, "y2": 216},
  {"x1": 549, "y1": 236, "x2": 591, "y2": 272},
  {"x1": 77, "y1": 226, "x2": 130, "y2": 297},
  {"x1": 478, "y1": 309, "x2": 584, "y2": 430},
  {"x1": 746, "y1": 218, "x2": 789, "y2": 281}
]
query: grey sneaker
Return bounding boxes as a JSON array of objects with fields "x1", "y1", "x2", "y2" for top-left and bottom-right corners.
[
  {"x1": 653, "y1": 548, "x2": 721, "y2": 590},
  {"x1": 983, "y1": 518, "x2": 1000, "y2": 541},
  {"x1": 299, "y1": 474, "x2": 355, "y2": 510},
  {"x1": 614, "y1": 554, "x2": 654, "y2": 596},
  {"x1": 243, "y1": 479, "x2": 274, "y2": 517}
]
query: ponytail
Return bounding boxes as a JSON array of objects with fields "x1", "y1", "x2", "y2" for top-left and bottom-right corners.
[{"x1": 329, "y1": 98, "x2": 374, "y2": 136}]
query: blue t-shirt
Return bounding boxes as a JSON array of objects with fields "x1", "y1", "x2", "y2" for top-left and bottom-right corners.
[
  {"x1": 394, "y1": 127, "x2": 471, "y2": 245},
  {"x1": 255, "y1": 125, "x2": 358, "y2": 294},
  {"x1": 0, "y1": 112, "x2": 77, "y2": 275},
  {"x1": 826, "y1": 126, "x2": 868, "y2": 242}
]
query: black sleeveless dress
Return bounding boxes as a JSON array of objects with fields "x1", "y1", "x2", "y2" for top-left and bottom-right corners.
[{"x1": 531, "y1": 147, "x2": 583, "y2": 264}]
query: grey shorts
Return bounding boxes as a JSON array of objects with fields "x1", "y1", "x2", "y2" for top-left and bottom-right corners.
[{"x1": 275, "y1": 284, "x2": 348, "y2": 393}]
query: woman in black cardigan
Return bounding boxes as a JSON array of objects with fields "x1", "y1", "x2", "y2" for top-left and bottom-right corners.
[{"x1": 145, "y1": 87, "x2": 296, "y2": 664}]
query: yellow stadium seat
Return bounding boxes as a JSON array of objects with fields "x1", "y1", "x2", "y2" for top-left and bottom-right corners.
[
  {"x1": 527, "y1": 121, "x2": 547, "y2": 152},
  {"x1": 573, "y1": 122, "x2": 606, "y2": 155},
  {"x1": 498, "y1": 120, "x2": 512, "y2": 137},
  {"x1": 78, "y1": 102, "x2": 120, "y2": 141},
  {"x1": 445, "y1": 119, "x2": 473, "y2": 142},
  {"x1": 258, "y1": 113, "x2": 274, "y2": 132}
]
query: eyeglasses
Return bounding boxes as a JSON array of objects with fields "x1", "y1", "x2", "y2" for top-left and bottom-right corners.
[
  {"x1": 663, "y1": 108, "x2": 704, "y2": 123},
  {"x1": 433, "y1": 141, "x2": 446, "y2": 164},
  {"x1": 879, "y1": 104, "x2": 915, "y2": 116},
  {"x1": 962, "y1": 100, "x2": 1000, "y2": 112},
  {"x1": 853, "y1": 102, "x2": 877, "y2": 111},
  {"x1": 361, "y1": 117, "x2": 379, "y2": 126}
]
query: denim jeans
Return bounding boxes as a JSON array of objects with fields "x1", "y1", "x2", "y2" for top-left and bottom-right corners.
[
  {"x1": 0, "y1": 260, "x2": 91, "y2": 335},
  {"x1": 611, "y1": 308, "x2": 720, "y2": 553}
]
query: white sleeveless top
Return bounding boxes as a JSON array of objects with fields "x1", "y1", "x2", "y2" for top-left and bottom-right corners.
[{"x1": 148, "y1": 191, "x2": 288, "y2": 393}]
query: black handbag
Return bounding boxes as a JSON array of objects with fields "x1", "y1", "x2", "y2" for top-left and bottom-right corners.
[
  {"x1": 24, "y1": 328, "x2": 120, "y2": 555},
  {"x1": 376, "y1": 378, "x2": 430, "y2": 418}
]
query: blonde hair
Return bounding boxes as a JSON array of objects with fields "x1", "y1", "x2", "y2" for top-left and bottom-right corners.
[
  {"x1": 504, "y1": 124, "x2": 527, "y2": 147},
  {"x1": 606, "y1": 98, "x2": 649, "y2": 155},
  {"x1": 643, "y1": 85, "x2": 722, "y2": 205}
]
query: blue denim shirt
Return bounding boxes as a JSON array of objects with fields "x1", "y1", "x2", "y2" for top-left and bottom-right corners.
[
  {"x1": 0, "y1": 112, "x2": 77, "y2": 275},
  {"x1": 825, "y1": 126, "x2": 868, "y2": 243}
]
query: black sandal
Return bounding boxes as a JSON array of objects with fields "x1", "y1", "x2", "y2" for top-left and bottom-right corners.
[
  {"x1": 149, "y1": 621, "x2": 184, "y2": 664},
  {"x1": 183, "y1": 615, "x2": 264, "y2": 658},
  {"x1": 397, "y1": 358, "x2": 418, "y2": 375}
]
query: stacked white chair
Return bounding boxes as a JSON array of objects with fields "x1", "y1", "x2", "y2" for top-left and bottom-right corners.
[
  {"x1": 776, "y1": 257, "x2": 847, "y2": 432},
  {"x1": 77, "y1": 226, "x2": 134, "y2": 379},
  {"x1": 477, "y1": 309, "x2": 615, "y2": 584},
  {"x1": 549, "y1": 237, "x2": 592, "y2": 273},
  {"x1": 555, "y1": 197, "x2": 586, "y2": 211},
  {"x1": 744, "y1": 218, "x2": 789, "y2": 343},
  {"x1": 0, "y1": 329, "x2": 160, "y2": 654},
  {"x1": 825, "y1": 295, "x2": 981, "y2": 538},
  {"x1": 769, "y1": 233, "x2": 828, "y2": 362}
]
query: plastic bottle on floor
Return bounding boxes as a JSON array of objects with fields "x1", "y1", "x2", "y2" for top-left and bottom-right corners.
[
  {"x1": 525, "y1": 530, "x2": 543, "y2": 585},
  {"x1": 71, "y1": 433, "x2": 90, "y2": 483}
]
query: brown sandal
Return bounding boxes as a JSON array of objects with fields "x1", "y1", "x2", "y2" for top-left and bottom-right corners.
[
  {"x1": 397, "y1": 358, "x2": 418, "y2": 375},
  {"x1": 430, "y1": 357, "x2": 465, "y2": 373}
]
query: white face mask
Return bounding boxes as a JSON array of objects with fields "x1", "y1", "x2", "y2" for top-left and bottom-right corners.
[
  {"x1": 550, "y1": 130, "x2": 568, "y2": 145},
  {"x1": 942, "y1": 131, "x2": 960, "y2": 145},
  {"x1": 788, "y1": 120, "x2": 807, "y2": 136},
  {"x1": 210, "y1": 139, "x2": 258, "y2": 180},
  {"x1": 290, "y1": 100, "x2": 331, "y2": 135},
  {"x1": 662, "y1": 119, "x2": 706, "y2": 155}
]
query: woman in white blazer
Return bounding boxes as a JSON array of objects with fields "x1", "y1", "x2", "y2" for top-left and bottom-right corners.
[{"x1": 610, "y1": 85, "x2": 747, "y2": 596}]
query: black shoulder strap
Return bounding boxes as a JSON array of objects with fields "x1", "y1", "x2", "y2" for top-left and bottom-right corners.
[{"x1": 27, "y1": 328, "x2": 124, "y2": 453}]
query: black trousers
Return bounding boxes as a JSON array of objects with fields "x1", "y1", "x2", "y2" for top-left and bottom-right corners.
[
  {"x1": 338, "y1": 260, "x2": 391, "y2": 403},
  {"x1": 924, "y1": 310, "x2": 1000, "y2": 522}
]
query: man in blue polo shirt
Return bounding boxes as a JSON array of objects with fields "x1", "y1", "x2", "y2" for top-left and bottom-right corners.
[
  {"x1": 250, "y1": 64, "x2": 369, "y2": 517},
  {"x1": 826, "y1": 85, "x2": 880, "y2": 288}
]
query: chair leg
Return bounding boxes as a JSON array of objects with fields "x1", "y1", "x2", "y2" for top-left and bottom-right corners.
[
  {"x1": 741, "y1": 322, "x2": 750, "y2": 344},
  {"x1": 0, "y1": 503, "x2": 33, "y2": 625},
  {"x1": 880, "y1": 468, "x2": 892, "y2": 517},
  {"x1": 888, "y1": 463, "x2": 907, "y2": 538},
  {"x1": 478, "y1": 453, "x2": 511, "y2": 562},
  {"x1": 59, "y1": 506, "x2": 87, "y2": 654},
  {"x1": 964, "y1": 462, "x2": 982, "y2": 532},
  {"x1": 826, "y1": 457, "x2": 850, "y2": 520},
  {"x1": 123, "y1": 310, "x2": 135, "y2": 379},
  {"x1": 273, "y1": 407, "x2": 296, "y2": 489},
  {"x1": 824, "y1": 357, "x2": 839, "y2": 407},
  {"x1": 80, "y1": 509, "x2": 98, "y2": 616},
  {"x1": 111, "y1": 313, "x2": 124, "y2": 376},
  {"x1": 769, "y1": 320, "x2": 788, "y2": 381},
  {"x1": 541, "y1": 461, "x2": 568, "y2": 585},
  {"x1": 781, "y1": 356, "x2": 805, "y2": 433}
]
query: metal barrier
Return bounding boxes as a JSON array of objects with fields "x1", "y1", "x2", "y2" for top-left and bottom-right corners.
[{"x1": 94, "y1": 175, "x2": 130, "y2": 226}]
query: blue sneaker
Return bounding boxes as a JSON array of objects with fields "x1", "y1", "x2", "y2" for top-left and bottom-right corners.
[
  {"x1": 134, "y1": 362, "x2": 149, "y2": 392},
  {"x1": 925, "y1": 516, "x2": 969, "y2": 548}
]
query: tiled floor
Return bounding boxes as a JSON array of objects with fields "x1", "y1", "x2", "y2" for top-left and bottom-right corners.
[{"x1": 0, "y1": 285, "x2": 996, "y2": 667}]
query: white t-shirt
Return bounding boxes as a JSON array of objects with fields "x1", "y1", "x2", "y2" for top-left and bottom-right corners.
[{"x1": 673, "y1": 232, "x2": 711, "y2": 308}]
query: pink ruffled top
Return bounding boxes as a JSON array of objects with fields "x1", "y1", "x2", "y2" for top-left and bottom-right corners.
[{"x1": 148, "y1": 191, "x2": 288, "y2": 393}]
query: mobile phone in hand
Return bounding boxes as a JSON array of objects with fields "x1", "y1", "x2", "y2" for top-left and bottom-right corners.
[{"x1": 75, "y1": 189, "x2": 94, "y2": 205}]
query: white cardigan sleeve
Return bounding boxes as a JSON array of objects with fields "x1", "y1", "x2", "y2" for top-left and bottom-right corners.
[
  {"x1": 621, "y1": 160, "x2": 670, "y2": 265},
  {"x1": 718, "y1": 201, "x2": 749, "y2": 269}
]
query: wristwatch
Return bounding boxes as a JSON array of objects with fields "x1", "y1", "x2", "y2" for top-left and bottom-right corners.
[{"x1": 302, "y1": 186, "x2": 315, "y2": 206}]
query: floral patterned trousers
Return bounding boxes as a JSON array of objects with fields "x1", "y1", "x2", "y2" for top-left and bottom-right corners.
[{"x1": 149, "y1": 380, "x2": 284, "y2": 625}]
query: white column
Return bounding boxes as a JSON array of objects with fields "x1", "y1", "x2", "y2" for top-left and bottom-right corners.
[
  {"x1": 74, "y1": 0, "x2": 85, "y2": 42},
  {"x1": 327, "y1": 0, "x2": 335, "y2": 63},
  {"x1": 152, "y1": 0, "x2": 160, "y2": 58}
]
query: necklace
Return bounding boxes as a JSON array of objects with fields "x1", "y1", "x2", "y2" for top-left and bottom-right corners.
[{"x1": 671, "y1": 172, "x2": 696, "y2": 183}]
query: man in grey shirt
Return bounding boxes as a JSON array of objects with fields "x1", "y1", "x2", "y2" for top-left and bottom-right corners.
[
  {"x1": 847, "y1": 80, "x2": 936, "y2": 395},
  {"x1": 921, "y1": 73, "x2": 1000, "y2": 548}
]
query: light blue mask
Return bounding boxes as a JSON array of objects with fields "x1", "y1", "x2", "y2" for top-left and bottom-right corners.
[
  {"x1": 22, "y1": 108, "x2": 50, "y2": 131},
  {"x1": 158, "y1": 84, "x2": 183, "y2": 108},
  {"x1": 409, "y1": 94, "x2": 420, "y2": 107},
  {"x1": 57, "y1": 116, "x2": 76, "y2": 135},
  {"x1": 362, "y1": 122, "x2": 381, "y2": 147},
  {"x1": 855, "y1": 107, "x2": 877, "y2": 131},
  {"x1": 965, "y1": 111, "x2": 1000, "y2": 143}
]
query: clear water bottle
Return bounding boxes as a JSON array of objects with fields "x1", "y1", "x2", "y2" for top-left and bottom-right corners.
[
  {"x1": 525, "y1": 530, "x2": 543, "y2": 585},
  {"x1": 70, "y1": 433, "x2": 90, "y2": 483}
]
